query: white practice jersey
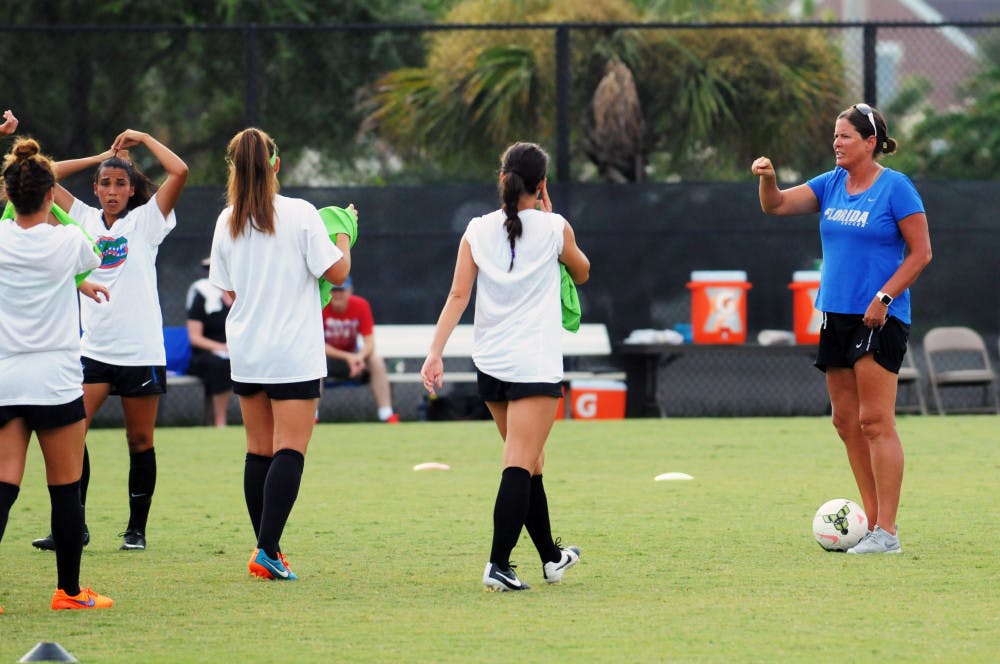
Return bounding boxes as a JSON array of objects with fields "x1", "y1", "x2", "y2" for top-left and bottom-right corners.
[
  {"x1": 464, "y1": 208, "x2": 565, "y2": 383},
  {"x1": 71, "y1": 193, "x2": 176, "y2": 366},
  {"x1": 0, "y1": 219, "x2": 101, "y2": 405},
  {"x1": 209, "y1": 194, "x2": 343, "y2": 383}
]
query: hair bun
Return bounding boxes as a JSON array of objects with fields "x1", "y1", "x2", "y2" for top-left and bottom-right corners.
[{"x1": 12, "y1": 138, "x2": 40, "y2": 160}]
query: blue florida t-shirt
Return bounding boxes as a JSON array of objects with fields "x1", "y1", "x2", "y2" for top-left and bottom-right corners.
[{"x1": 806, "y1": 167, "x2": 924, "y2": 324}]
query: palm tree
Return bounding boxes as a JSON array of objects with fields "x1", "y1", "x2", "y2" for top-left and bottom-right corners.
[
  {"x1": 361, "y1": 0, "x2": 845, "y2": 182},
  {"x1": 585, "y1": 59, "x2": 647, "y2": 182}
]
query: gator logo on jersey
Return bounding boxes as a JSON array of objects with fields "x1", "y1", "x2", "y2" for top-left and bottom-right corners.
[{"x1": 96, "y1": 235, "x2": 128, "y2": 268}]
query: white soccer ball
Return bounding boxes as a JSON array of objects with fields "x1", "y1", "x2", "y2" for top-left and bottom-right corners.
[{"x1": 812, "y1": 498, "x2": 868, "y2": 551}]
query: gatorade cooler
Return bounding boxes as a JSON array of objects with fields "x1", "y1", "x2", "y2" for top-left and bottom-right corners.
[
  {"x1": 570, "y1": 379, "x2": 627, "y2": 420},
  {"x1": 788, "y1": 270, "x2": 822, "y2": 344},
  {"x1": 686, "y1": 270, "x2": 751, "y2": 344}
]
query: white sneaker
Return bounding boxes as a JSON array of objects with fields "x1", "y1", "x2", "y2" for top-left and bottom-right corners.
[
  {"x1": 483, "y1": 562, "x2": 530, "y2": 591},
  {"x1": 542, "y1": 545, "x2": 580, "y2": 583},
  {"x1": 847, "y1": 526, "x2": 901, "y2": 554}
]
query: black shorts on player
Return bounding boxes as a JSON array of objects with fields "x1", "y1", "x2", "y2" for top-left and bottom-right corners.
[
  {"x1": 477, "y1": 370, "x2": 563, "y2": 401},
  {"x1": 82, "y1": 357, "x2": 167, "y2": 396},
  {"x1": 0, "y1": 397, "x2": 86, "y2": 432},
  {"x1": 232, "y1": 379, "x2": 322, "y2": 400},
  {"x1": 815, "y1": 312, "x2": 910, "y2": 374}
]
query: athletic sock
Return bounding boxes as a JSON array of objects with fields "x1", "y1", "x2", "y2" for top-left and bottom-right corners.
[
  {"x1": 523, "y1": 474, "x2": 561, "y2": 563},
  {"x1": 80, "y1": 444, "x2": 90, "y2": 508},
  {"x1": 489, "y1": 466, "x2": 532, "y2": 568},
  {"x1": 257, "y1": 449, "x2": 304, "y2": 559},
  {"x1": 49, "y1": 481, "x2": 83, "y2": 596},
  {"x1": 244, "y1": 453, "x2": 273, "y2": 539},
  {"x1": 377, "y1": 406, "x2": 394, "y2": 421},
  {"x1": 0, "y1": 481, "x2": 20, "y2": 542},
  {"x1": 126, "y1": 448, "x2": 156, "y2": 533}
]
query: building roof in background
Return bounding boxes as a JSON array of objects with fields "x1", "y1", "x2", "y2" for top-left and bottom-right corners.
[
  {"x1": 790, "y1": 0, "x2": 997, "y2": 108},
  {"x1": 791, "y1": 0, "x2": 1000, "y2": 21},
  {"x1": 928, "y1": 1, "x2": 1000, "y2": 21}
]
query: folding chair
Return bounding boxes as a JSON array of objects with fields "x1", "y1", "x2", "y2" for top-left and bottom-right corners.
[
  {"x1": 895, "y1": 351, "x2": 927, "y2": 415},
  {"x1": 922, "y1": 327, "x2": 1000, "y2": 415}
]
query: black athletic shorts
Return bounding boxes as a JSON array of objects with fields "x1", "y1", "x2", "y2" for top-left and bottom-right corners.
[
  {"x1": 477, "y1": 370, "x2": 563, "y2": 402},
  {"x1": 232, "y1": 379, "x2": 321, "y2": 400},
  {"x1": 326, "y1": 358, "x2": 370, "y2": 384},
  {"x1": 0, "y1": 396, "x2": 86, "y2": 432},
  {"x1": 815, "y1": 312, "x2": 910, "y2": 374},
  {"x1": 82, "y1": 357, "x2": 167, "y2": 396},
  {"x1": 187, "y1": 351, "x2": 233, "y2": 395}
]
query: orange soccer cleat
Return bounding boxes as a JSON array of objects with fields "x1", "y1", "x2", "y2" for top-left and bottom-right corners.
[{"x1": 51, "y1": 587, "x2": 114, "y2": 610}]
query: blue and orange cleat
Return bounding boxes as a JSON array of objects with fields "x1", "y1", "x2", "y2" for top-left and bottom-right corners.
[{"x1": 248, "y1": 548, "x2": 297, "y2": 580}]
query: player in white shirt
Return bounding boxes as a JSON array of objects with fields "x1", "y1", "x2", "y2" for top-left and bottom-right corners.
[
  {"x1": 24, "y1": 130, "x2": 188, "y2": 554},
  {"x1": 0, "y1": 131, "x2": 114, "y2": 611},
  {"x1": 209, "y1": 128, "x2": 351, "y2": 581},
  {"x1": 421, "y1": 142, "x2": 590, "y2": 592}
]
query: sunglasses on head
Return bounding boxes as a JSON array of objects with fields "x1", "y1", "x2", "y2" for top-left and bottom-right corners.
[{"x1": 854, "y1": 103, "x2": 878, "y2": 137}]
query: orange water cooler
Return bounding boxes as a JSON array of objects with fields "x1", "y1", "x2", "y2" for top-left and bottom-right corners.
[
  {"x1": 569, "y1": 379, "x2": 627, "y2": 420},
  {"x1": 686, "y1": 270, "x2": 752, "y2": 344},
  {"x1": 788, "y1": 270, "x2": 822, "y2": 344}
]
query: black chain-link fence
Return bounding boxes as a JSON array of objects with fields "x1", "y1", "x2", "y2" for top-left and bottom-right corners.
[
  {"x1": 5, "y1": 20, "x2": 999, "y2": 421},
  {"x1": 4, "y1": 20, "x2": 1000, "y2": 185}
]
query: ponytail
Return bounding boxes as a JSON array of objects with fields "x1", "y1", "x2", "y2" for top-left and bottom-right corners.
[
  {"x1": 225, "y1": 128, "x2": 279, "y2": 239},
  {"x1": 497, "y1": 142, "x2": 549, "y2": 272},
  {"x1": 501, "y1": 171, "x2": 524, "y2": 272}
]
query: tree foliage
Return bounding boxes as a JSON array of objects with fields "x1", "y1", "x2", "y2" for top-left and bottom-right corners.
[
  {"x1": 363, "y1": 0, "x2": 638, "y2": 180},
  {"x1": 2, "y1": 0, "x2": 851, "y2": 184},
  {"x1": 362, "y1": 0, "x2": 845, "y2": 182},
  {"x1": 888, "y1": 36, "x2": 1000, "y2": 180},
  {"x1": 0, "y1": 0, "x2": 443, "y2": 185}
]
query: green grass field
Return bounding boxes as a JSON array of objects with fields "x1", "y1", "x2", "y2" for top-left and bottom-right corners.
[{"x1": 1, "y1": 416, "x2": 998, "y2": 662}]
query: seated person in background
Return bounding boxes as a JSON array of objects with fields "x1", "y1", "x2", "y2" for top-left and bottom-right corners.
[
  {"x1": 322, "y1": 277, "x2": 399, "y2": 423},
  {"x1": 185, "y1": 258, "x2": 234, "y2": 428}
]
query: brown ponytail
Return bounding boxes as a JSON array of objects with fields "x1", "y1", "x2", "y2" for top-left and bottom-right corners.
[
  {"x1": 225, "y1": 128, "x2": 279, "y2": 239},
  {"x1": 497, "y1": 142, "x2": 549, "y2": 272}
]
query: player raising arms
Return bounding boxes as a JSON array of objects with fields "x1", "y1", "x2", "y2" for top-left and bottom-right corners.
[{"x1": 27, "y1": 129, "x2": 188, "y2": 553}]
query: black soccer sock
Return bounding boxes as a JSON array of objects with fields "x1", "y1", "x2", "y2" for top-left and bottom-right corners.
[
  {"x1": 80, "y1": 444, "x2": 90, "y2": 507},
  {"x1": 257, "y1": 449, "x2": 304, "y2": 559},
  {"x1": 0, "y1": 481, "x2": 20, "y2": 542},
  {"x1": 523, "y1": 474, "x2": 562, "y2": 564},
  {"x1": 489, "y1": 466, "x2": 532, "y2": 568},
  {"x1": 244, "y1": 453, "x2": 273, "y2": 539},
  {"x1": 126, "y1": 448, "x2": 156, "y2": 533},
  {"x1": 49, "y1": 481, "x2": 83, "y2": 596}
]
